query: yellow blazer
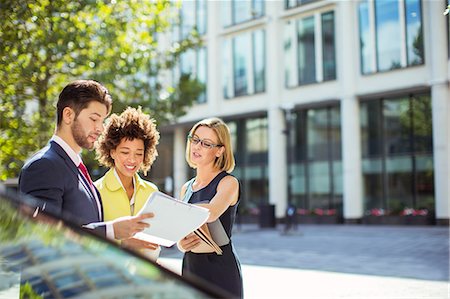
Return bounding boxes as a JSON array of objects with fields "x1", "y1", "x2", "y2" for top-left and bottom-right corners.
[{"x1": 94, "y1": 168, "x2": 158, "y2": 221}]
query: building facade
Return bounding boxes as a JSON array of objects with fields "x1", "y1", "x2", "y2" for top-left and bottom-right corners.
[{"x1": 148, "y1": 0, "x2": 450, "y2": 225}]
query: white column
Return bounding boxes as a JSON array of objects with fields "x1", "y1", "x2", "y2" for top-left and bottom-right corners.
[
  {"x1": 266, "y1": 1, "x2": 287, "y2": 218},
  {"x1": 431, "y1": 84, "x2": 450, "y2": 221},
  {"x1": 427, "y1": 1, "x2": 450, "y2": 222},
  {"x1": 207, "y1": 0, "x2": 221, "y2": 108},
  {"x1": 173, "y1": 127, "x2": 188, "y2": 199},
  {"x1": 268, "y1": 108, "x2": 288, "y2": 218},
  {"x1": 338, "y1": 1, "x2": 364, "y2": 220},
  {"x1": 341, "y1": 97, "x2": 363, "y2": 220}
]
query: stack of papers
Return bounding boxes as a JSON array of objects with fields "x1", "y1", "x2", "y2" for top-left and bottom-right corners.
[
  {"x1": 134, "y1": 191, "x2": 210, "y2": 247},
  {"x1": 193, "y1": 224, "x2": 223, "y2": 255},
  {"x1": 192, "y1": 219, "x2": 230, "y2": 255}
]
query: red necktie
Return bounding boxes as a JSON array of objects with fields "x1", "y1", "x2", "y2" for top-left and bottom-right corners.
[
  {"x1": 79, "y1": 161, "x2": 102, "y2": 220},
  {"x1": 78, "y1": 162, "x2": 93, "y2": 187}
]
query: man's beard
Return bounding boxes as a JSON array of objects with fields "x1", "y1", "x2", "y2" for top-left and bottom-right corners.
[{"x1": 71, "y1": 119, "x2": 93, "y2": 150}]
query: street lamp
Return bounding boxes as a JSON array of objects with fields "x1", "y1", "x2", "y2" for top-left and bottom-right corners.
[
  {"x1": 281, "y1": 104, "x2": 295, "y2": 205},
  {"x1": 281, "y1": 103, "x2": 296, "y2": 232}
]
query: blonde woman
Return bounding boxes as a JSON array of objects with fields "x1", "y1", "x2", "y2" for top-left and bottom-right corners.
[{"x1": 178, "y1": 117, "x2": 243, "y2": 298}]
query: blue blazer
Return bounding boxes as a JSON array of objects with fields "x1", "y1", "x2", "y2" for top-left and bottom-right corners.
[{"x1": 19, "y1": 141, "x2": 105, "y2": 236}]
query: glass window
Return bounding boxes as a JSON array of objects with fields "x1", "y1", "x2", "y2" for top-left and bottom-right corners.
[
  {"x1": 223, "y1": 39, "x2": 232, "y2": 99},
  {"x1": 180, "y1": 49, "x2": 195, "y2": 75},
  {"x1": 234, "y1": 0, "x2": 252, "y2": 24},
  {"x1": 293, "y1": 110, "x2": 307, "y2": 162},
  {"x1": 411, "y1": 94, "x2": 432, "y2": 153},
  {"x1": 361, "y1": 100, "x2": 383, "y2": 157},
  {"x1": 223, "y1": 0, "x2": 265, "y2": 27},
  {"x1": 330, "y1": 106, "x2": 342, "y2": 160},
  {"x1": 181, "y1": 1, "x2": 196, "y2": 39},
  {"x1": 179, "y1": 47, "x2": 207, "y2": 104},
  {"x1": 360, "y1": 93, "x2": 434, "y2": 213},
  {"x1": 359, "y1": 0, "x2": 424, "y2": 74},
  {"x1": 245, "y1": 117, "x2": 268, "y2": 163},
  {"x1": 405, "y1": 0, "x2": 423, "y2": 65},
  {"x1": 285, "y1": 11, "x2": 336, "y2": 87},
  {"x1": 226, "y1": 117, "x2": 268, "y2": 218},
  {"x1": 307, "y1": 109, "x2": 329, "y2": 160},
  {"x1": 225, "y1": 30, "x2": 266, "y2": 98},
  {"x1": 221, "y1": 0, "x2": 232, "y2": 27},
  {"x1": 233, "y1": 33, "x2": 251, "y2": 96},
  {"x1": 197, "y1": 47, "x2": 207, "y2": 104},
  {"x1": 227, "y1": 121, "x2": 238, "y2": 153},
  {"x1": 146, "y1": 132, "x2": 175, "y2": 194},
  {"x1": 284, "y1": 20, "x2": 297, "y2": 88},
  {"x1": 179, "y1": 0, "x2": 207, "y2": 37},
  {"x1": 362, "y1": 157, "x2": 384, "y2": 209},
  {"x1": 196, "y1": 0, "x2": 207, "y2": 35},
  {"x1": 253, "y1": 30, "x2": 266, "y2": 93},
  {"x1": 290, "y1": 105, "x2": 342, "y2": 212},
  {"x1": 358, "y1": 0, "x2": 375, "y2": 74},
  {"x1": 253, "y1": 0, "x2": 265, "y2": 18},
  {"x1": 285, "y1": 0, "x2": 319, "y2": 9},
  {"x1": 297, "y1": 16, "x2": 316, "y2": 84},
  {"x1": 383, "y1": 98, "x2": 412, "y2": 154},
  {"x1": 174, "y1": 1, "x2": 208, "y2": 104},
  {"x1": 286, "y1": 0, "x2": 298, "y2": 9},
  {"x1": 386, "y1": 155, "x2": 413, "y2": 211},
  {"x1": 321, "y1": 11, "x2": 336, "y2": 81},
  {"x1": 375, "y1": 0, "x2": 401, "y2": 71}
]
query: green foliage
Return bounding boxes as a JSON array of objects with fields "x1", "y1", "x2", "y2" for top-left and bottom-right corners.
[
  {"x1": 0, "y1": 0, "x2": 203, "y2": 180},
  {"x1": 21, "y1": 282, "x2": 43, "y2": 299}
]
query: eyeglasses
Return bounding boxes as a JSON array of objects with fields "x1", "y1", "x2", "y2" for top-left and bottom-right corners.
[{"x1": 187, "y1": 135, "x2": 223, "y2": 149}]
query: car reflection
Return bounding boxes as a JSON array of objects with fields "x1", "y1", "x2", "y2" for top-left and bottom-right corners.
[{"x1": 0, "y1": 186, "x2": 226, "y2": 298}]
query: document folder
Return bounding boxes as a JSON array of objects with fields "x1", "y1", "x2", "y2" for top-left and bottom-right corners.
[
  {"x1": 134, "y1": 191, "x2": 210, "y2": 247},
  {"x1": 191, "y1": 219, "x2": 230, "y2": 255}
]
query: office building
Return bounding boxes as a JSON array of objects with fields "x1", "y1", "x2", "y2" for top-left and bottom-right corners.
[{"x1": 149, "y1": 0, "x2": 449, "y2": 225}]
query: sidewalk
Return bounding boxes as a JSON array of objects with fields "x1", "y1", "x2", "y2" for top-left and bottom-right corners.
[
  {"x1": 158, "y1": 258, "x2": 448, "y2": 298},
  {"x1": 159, "y1": 224, "x2": 449, "y2": 298}
]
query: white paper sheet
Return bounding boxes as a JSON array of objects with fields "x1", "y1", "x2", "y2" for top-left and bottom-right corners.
[{"x1": 134, "y1": 191, "x2": 210, "y2": 247}]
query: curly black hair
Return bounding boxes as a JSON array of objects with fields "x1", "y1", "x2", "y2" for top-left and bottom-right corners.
[{"x1": 96, "y1": 107, "x2": 159, "y2": 175}]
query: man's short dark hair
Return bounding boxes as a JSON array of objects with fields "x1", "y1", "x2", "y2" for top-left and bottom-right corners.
[{"x1": 56, "y1": 80, "x2": 112, "y2": 125}]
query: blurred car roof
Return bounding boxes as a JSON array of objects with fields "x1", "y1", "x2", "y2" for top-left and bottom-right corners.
[{"x1": 0, "y1": 184, "x2": 228, "y2": 298}]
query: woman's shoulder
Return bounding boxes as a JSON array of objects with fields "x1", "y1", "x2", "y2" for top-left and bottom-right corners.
[
  {"x1": 143, "y1": 180, "x2": 159, "y2": 191},
  {"x1": 94, "y1": 168, "x2": 114, "y2": 190},
  {"x1": 137, "y1": 175, "x2": 159, "y2": 192},
  {"x1": 217, "y1": 172, "x2": 239, "y2": 188}
]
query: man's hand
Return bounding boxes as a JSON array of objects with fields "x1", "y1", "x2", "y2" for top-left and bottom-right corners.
[
  {"x1": 177, "y1": 232, "x2": 201, "y2": 252},
  {"x1": 112, "y1": 213, "x2": 154, "y2": 240},
  {"x1": 122, "y1": 237, "x2": 160, "y2": 251}
]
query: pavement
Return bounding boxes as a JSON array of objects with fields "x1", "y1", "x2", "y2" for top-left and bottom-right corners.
[{"x1": 158, "y1": 224, "x2": 450, "y2": 298}]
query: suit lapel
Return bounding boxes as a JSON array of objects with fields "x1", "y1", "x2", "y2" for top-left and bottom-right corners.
[{"x1": 50, "y1": 141, "x2": 97, "y2": 203}]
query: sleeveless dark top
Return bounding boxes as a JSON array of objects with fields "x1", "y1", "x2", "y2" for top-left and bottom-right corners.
[{"x1": 182, "y1": 171, "x2": 243, "y2": 298}]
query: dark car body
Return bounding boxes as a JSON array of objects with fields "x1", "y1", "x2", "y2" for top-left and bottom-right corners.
[{"x1": 0, "y1": 184, "x2": 228, "y2": 298}]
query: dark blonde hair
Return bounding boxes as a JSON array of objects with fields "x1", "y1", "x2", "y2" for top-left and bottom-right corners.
[
  {"x1": 96, "y1": 107, "x2": 159, "y2": 175},
  {"x1": 185, "y1": 117, "x2": 235, "y2": 172}
]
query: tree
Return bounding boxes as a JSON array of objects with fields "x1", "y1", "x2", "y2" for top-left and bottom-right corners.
[{"x1": 0, "y1": 0, "x2": 204, "y2": 180}]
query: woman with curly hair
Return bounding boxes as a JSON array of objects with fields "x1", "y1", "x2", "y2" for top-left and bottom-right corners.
[{"x1": 95, "y1": 106, "x2": 161, "y2": 260}]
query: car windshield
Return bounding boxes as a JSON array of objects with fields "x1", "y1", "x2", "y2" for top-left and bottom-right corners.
[{"x1": 0, "y1": 186, "x2": 223, "y2": 298}]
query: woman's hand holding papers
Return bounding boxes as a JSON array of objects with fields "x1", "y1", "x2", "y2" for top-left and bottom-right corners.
[
  {"x1": 177, "y1": 232, "x2": 201, "y2": 252},
  {"x1": 112, "y1": 212, "x2": 154, "y2": 240}
]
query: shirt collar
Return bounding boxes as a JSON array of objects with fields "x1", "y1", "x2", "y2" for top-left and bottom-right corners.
[
  {"x1": 51, "y1": 135, "x2": 82, "y2": 166},
  {"x1": 104, "y1": 168, "x2": 147, "y2": 192}
]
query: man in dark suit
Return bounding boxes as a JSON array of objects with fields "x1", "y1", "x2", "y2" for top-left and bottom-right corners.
[{"x1": 19, "y1": 80, "x2": 152, "y2": 240}]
